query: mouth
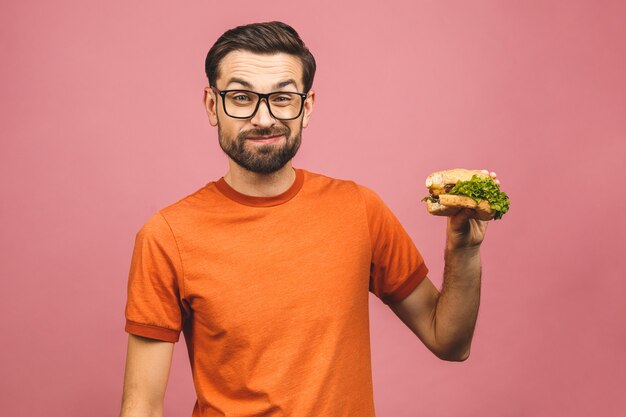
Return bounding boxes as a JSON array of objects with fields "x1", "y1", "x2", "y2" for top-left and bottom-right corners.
[{"x1": 246, "y1": 135, "x2": 284, "y2": 144}]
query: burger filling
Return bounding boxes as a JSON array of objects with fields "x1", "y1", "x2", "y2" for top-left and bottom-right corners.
[{"x1": 423, "y1": 174, "x2": 511, "y2": 219}]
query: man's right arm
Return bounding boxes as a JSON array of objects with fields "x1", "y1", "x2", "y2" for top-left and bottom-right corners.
[{"x1": 119, "y1": 334, "x2": 175, "y2": 417}]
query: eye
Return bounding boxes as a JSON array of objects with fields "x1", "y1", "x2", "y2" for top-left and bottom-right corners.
[
  {"x1": 232, "y1": 94, "x2": 251, "y2": 102},
  {"x1": 226, "y1": 91, "x2": 255, "y2": 104},
  {"x1": 271, "y1": 94, "x2": 295, "y2": 104}
]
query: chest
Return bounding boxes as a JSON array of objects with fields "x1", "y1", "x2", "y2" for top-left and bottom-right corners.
[{"x1": 178, "y1": 206, "x2": 372, "y2": 336}]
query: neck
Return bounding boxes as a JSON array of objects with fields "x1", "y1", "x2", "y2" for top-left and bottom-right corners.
[{"x1": 223, "y1": 161, "x2": 296, "y2": 197}]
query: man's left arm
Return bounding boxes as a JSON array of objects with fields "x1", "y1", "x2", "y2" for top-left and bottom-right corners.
[
  {"x1": 389, "y1": 245, "x2": 481, "y2": 362},
  {"x1": 388, "y1": 170, "x2": 498, "y2": 362}
]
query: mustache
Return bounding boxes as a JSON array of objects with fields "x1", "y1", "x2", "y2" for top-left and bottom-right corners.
[{"x1": 237, "y1": 126, "x2": 290, "y2": 141}]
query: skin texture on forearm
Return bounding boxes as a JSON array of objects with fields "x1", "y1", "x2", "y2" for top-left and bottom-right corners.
[
  {"x1": 432, "y1": 245, "x2": 482, "y2": 360},
  {"x1": 119, "y1": 401, "x2": 164, "y2": 417},
  {"x1": 119, "y1": 335, "x2": 173, "y2": 417}
]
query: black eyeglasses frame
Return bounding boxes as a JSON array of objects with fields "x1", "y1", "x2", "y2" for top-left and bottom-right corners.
[{"x1": 211, "y1": 87, "x2": 308, "y2": 121}]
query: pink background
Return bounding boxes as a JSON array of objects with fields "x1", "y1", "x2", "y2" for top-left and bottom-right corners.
[{"x1": 1, "y1": 1, "x2": 625, "y2": 416}]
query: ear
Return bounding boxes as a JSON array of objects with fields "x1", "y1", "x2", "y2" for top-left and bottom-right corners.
[
  {"x1": 301, "y1": 90, "x2": 315, "y2": 129},
  {"x1": 203, "y1": 87, "x2": 219, "y2": 126}
]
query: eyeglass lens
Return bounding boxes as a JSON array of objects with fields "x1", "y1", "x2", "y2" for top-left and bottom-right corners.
[{"x1": 224, "y1": 91, "x2": 302, "y2": 119}]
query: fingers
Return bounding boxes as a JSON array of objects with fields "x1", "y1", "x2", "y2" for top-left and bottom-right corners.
[
  {"x1": 480, "y1": 169, "x2": 500, "y2": 185},
  {"x1": 454, "y1": 208, "x2": 485, "y2": 222}
]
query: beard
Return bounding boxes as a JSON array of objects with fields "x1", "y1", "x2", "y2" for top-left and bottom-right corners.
[{"x1": 217, "y1": 119, "x2": 302, "y2": 174}]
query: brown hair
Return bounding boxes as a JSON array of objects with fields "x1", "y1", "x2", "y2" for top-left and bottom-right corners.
[{"x1": 205, "y1": 21, "x2": 316, "y2": 92}]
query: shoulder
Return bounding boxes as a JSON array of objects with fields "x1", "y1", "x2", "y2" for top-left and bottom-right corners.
[
  {"x1": 300, "y1": 168, "x2": 375, "y2": 197},
  {"x1": 136, "y1": 211, "x2": 174, "y2": 243},
  {"x1": 135, "y1": 182, "x2": 213, "y2": 236},
  {"x1": 301, "y1": 168, "x2": 352, "y2": 188},
  {"x1": 146, "y1": 181, "x2": 221, "y2": 226},
  {"x1": 299, "y1": 168, "x2": 387, "y2": 209}
]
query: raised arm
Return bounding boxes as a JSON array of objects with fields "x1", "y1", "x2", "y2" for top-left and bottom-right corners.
[
  {"x1": 388, "y1": 170, "x2": 501, "y2": 361},
  {"x1": 388, "y1": 244, "x2": 481, "y2": 362},
  {"x1": 119, "y1": 334, "x2": 175, "y2": 417}
]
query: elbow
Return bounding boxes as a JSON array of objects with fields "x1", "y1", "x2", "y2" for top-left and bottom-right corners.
[
  {"x1": 451, "y1": 349, "x2": 471, "y2": 362},
  {"x1": 435, "y1": 351, "x2": 470, "y2": 362},
  {"x1": 433, "y1": 345, "x2": 471, "y2": 362}
]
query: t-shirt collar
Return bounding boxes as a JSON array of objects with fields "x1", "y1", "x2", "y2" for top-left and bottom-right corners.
[{"x1": 215, "y1": 168, "x2": 304, "y2": 207}]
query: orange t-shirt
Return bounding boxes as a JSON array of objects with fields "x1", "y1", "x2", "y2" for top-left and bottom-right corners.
[{"x1": 125, "y1": 168, "x2": 429, "y2": 417}]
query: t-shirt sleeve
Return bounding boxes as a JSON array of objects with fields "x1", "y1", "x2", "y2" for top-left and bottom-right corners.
[
  {"x1": 124, "y1": 212, "x2": 187, "y2": 342},
  {"x1": 358, "y1": 184, "x2": 429, "y2": 305}
]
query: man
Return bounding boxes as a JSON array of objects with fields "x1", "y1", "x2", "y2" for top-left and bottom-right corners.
[{"x1": 120, "y1": 21, "x2": 500, "y2": 417}]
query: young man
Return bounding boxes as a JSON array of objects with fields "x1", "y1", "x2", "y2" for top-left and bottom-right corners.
[{"x1": 120, "y1": 21, "x2": 499, "y2": 417}]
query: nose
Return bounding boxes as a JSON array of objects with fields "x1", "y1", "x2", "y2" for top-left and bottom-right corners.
[{"x1": 250, "y1": 98, "x2": 277, "y2": 128}]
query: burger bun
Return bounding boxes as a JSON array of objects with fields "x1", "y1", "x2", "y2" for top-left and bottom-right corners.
[{"x1": 426, "y1": 194, "x2": 495, "y2": 221}]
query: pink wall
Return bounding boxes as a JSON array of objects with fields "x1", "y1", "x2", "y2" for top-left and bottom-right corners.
[{"x1": 1, "y1": 1, "x2": 624, "y2": 416}]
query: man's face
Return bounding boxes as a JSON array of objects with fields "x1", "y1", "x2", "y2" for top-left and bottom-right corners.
[{"x1": 204, "y1": 51, "x2": 315, "y2": 174}]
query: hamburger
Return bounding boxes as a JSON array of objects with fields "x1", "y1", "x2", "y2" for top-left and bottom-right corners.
[{"x1": 422, "y1": 169, "x2": 510, "y2": 220}]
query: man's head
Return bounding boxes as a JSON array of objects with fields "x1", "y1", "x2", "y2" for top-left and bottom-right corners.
[{"x1": 203, "y1": 21, "x2": 316, "y2": 174}]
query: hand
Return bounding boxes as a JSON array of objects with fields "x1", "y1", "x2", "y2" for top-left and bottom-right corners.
[{"x1": 446, "y1": 170, "x2": 499, "y2": 250}]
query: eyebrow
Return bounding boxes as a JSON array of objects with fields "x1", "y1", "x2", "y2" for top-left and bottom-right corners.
[
  {"x1": 273, "y1": 79, "x2": 298, "y2": 89},
  {"x1": 225, "y1": 77, "x2": 253, "y2": 89},
  {"x1": 225, "y1": 77, "x2": 299, "y2": 90}
]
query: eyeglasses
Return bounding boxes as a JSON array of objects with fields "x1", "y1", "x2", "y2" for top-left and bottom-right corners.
[{"x1": 211, "y1": 87, "x2": 308, "y2": 121}]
